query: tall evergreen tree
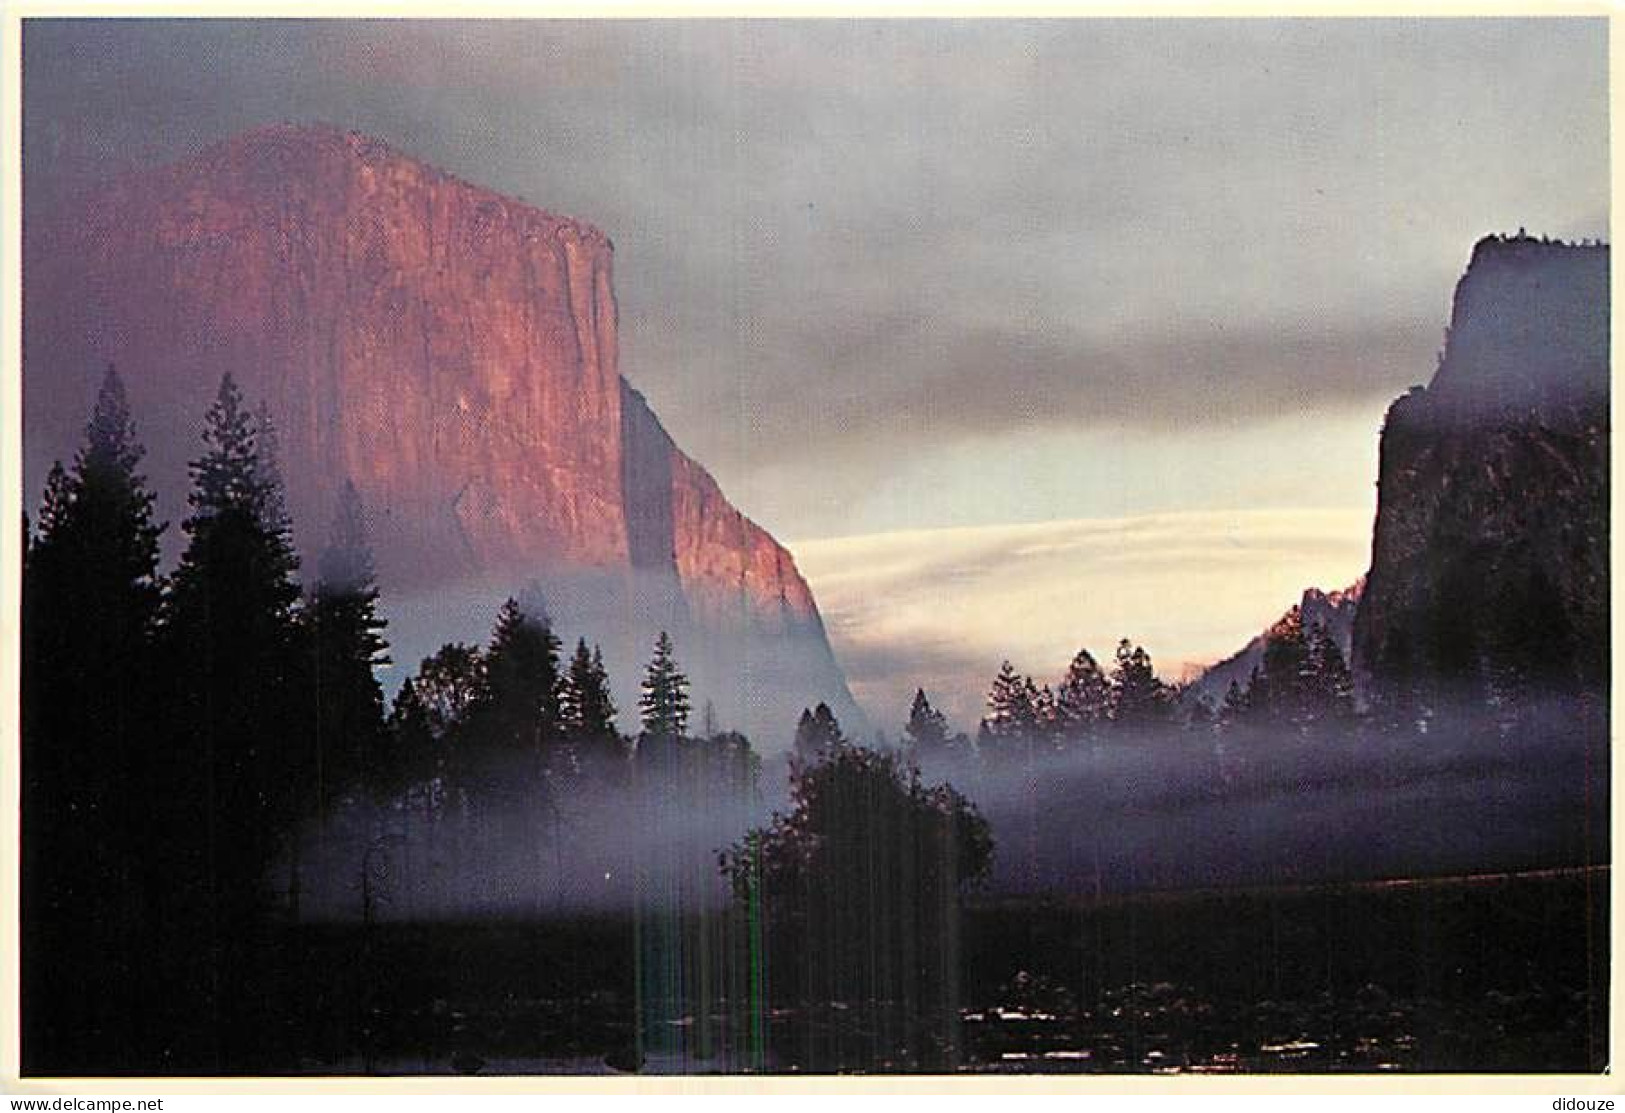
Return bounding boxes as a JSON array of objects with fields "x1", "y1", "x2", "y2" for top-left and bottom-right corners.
[
  {"x1": 388, "y1": 676, "x2": 442, "y2": 790},
  {"x1": 1054, "y1": 647, "x2": 1111, "y2": 742},
  {"x1": 639, "y1": 631, "x2": 692, "y2": 741},
  {"x1": 483, "y1": 593, "x2": 563, "y2": 751},
  {"x1": 561, "y1": 638, "x2": 625, "y2": 776},
  {"x1": 794, "y1": 701, "x2": 846, "y2": 761},
  {"x1": 982, "y1": 660, "x2": 1040, "y2": 750},
  {"x1": 303, "y1": 480, "x2": 390, "y2": 810},
  {"x1": 902, "y1": 688, "x2": 952, "y2": 760},
  {"x1": 465, "y1": 591, "x2": 566, "y2": 911},
  {"x1": 163, "y1": 373, "x2": 305, "y2": 1066},
  {"x1": 1306, "y1": 622, "x2": 1356, "y2": 728},
  {"x1": 24, "y1": 369, "x2": 166, "y2": 772},
  {"x1": 26, "y1": 369, "x2": 165, "y2": 727},
  {"x1": 21, "y1": 365, "x2": 165, "y2": 1072},
  {"x1": 383, "y1": 673, "x2": 447, "y2": 922},
  {"x1": 1032, "y1": 683, "x2": 1059, "y2": 744},
  {"x1": 1109, "y1": 639, "x2": 1170, "y2": 729},
  {"x1": 1254, "y1": 609, "x2": 1311, "y2": 732},
  {"x1": 588, "y1": 646, "x2": 619, "y2": 734}
]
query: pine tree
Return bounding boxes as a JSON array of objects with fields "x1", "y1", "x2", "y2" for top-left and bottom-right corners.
[
  {"x1": 164, "y1": 373, "x2": 305, "y2": 1065},
  {"x1": 982, "y1": 660, "x2": 1039, "y2": 750},
  {"x1": 25, "y1": 368, "x2": 165, "y2": 764},
  {"x1": 1256, "y1": 609, "x2": 1311, "y2": 732},
  {"x1": 388, "y1": 676, "x2": 441, "y2": 789},
  {"x1": 483, "y1": 593, "x2": 563, "y2": 750},
  {"x1": 794, "y1": 702, "x2": 846, "y2": 760},
  {"x1": 304, "y1": 480, "x2": 390, "y2": 810},
  {"x1": 1109, "y1": 639, "x2": 1170, "y2": 729},
  {"x1": 1055, "y1": 647, "x2": 1111, "y2": 743},
  {"x1": 22, "y1": 365, "x2": 166, "y2": 1071},
  {"x1": 26, "y1": 368, "x2": 165, "y2": 688},
  {"x1": 384, "y1": 674, "x2": 445, "y2": 916},
  {"x1": 1033, "y1": 683, "x2": 1059, "y2": 745},
  {"x1": 561, "y1": 638, "x2": 625, "y2": 777},
  {"x1": 463, "y1": 590, "x2": 564, "y2": 911},
  {"x1": 558, "y1": 639, "x2": 588, "y2": 733},
  {"x1": 172, "y1": 380, "x2": 301, "y2": 711},
  {"x1": 902, "y1": 688, "x2": 952, "y2": 760},
  {"x1": 589, "y1": 646, "x2": 618, "y2": 734},
  {"x1": 639, "y1": 631, "x2": 692, "y2": 741},
  {"x1": 1306, "y1": 622, "x2": 1355, "y2": 729}
]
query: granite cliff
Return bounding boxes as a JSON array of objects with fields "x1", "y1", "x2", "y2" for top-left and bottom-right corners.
[
  {"x1": 1350, "y1": 234, "x2": 1609, "y2": 705},
  {"x1": 24, "y1": 123, "x2": 859, "y2": 743}
]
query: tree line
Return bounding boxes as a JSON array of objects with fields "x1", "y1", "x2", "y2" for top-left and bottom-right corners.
[{"x1": 872, "y1": 614, "x2": 1360, "y2": 776}]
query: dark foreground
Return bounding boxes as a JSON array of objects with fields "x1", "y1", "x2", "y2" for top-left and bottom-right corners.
[
  {"x1": 956, "y1": 866, "x2": 1607, "y2": 1073},
  {"x1": 62, "y1": 864, "x2": 1595, "y2": 1076}
]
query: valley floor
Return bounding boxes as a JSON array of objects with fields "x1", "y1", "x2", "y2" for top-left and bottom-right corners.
[{"x1": 242, "y1": 864, "x2": 1608, "y2": 1076}]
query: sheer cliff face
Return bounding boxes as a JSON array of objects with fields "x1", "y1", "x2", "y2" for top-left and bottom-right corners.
[
  {"x1": 618, "y1": 384, "x2": 819, "y2": 628},
  {"x1": 25, "y1": 123, "x2": 856, "y2": 740},
  {"x1": 1351, "y1": 237, "x2": 1609, "y2": 700}
]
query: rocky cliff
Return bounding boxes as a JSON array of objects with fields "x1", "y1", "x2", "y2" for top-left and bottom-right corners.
[
  {"x1": 1350, "y1": 234, "x2": 1609, "y2": 704},
  {"x1": 24, "y1": 123, "x2": 860, "y2": 743}
]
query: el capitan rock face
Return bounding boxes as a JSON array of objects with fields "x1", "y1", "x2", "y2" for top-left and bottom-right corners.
[
  {"x1": 25, "y1": 123, "x2": 859, "y2": 742},
  {"x1": 1350, "y1": 235, "x2": 1609, "y2": 704}
]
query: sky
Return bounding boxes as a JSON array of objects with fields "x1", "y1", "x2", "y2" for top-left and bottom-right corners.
[{"x1": 22, "y1": 18, "x2": 1610, "y2": 732}]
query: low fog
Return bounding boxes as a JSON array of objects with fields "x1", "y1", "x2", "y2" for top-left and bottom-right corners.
[
  {"x1": 282, "y1": 693, "x2": 1607, "y2": 922},
  {"x1": 285, "y1": 756, "x2": 769, "y2": 921},
  {"x1": 952, "y1": 697, "x2": 1607, "y2": 895}
]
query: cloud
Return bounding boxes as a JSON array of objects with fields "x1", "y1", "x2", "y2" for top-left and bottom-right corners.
[
  {"x1": 699, "y1": 315, "x2": 1442, "y2": 478},
  {"x1": 791, "y1": 508, "x2": 1373, "y2": 733},
  {"x1": 22, "y1": 18, "x2": 1609, "y2": 546}
]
